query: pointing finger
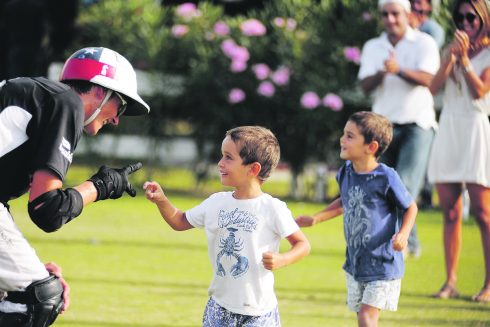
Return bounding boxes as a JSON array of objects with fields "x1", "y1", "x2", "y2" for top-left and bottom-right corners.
[{"x1": 125, "y1": 162, "x2": 143, "y2": 175}]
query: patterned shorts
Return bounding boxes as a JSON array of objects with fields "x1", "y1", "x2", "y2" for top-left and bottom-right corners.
[
  {"x1": 202, "y1": 297, "x2": 281, "y2": 327},
  {"x1": 345, "y1": 272, "x2": 401, "y2": 312}
]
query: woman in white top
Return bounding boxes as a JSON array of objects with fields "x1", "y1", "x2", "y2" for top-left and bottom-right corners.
[{"x1": 428, "y1": 0, "x2": 490, "y2": 303}]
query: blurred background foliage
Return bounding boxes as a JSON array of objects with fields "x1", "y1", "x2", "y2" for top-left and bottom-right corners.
[{"x1": 68, "y1": 0, "x2": 455, "y2": 194}]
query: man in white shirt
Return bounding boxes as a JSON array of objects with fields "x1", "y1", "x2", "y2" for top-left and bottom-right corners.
[{"x1": 358, "y1": 0, "x2": 440, "y2": 258}]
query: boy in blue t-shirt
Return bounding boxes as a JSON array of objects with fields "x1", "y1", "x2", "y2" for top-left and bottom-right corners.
[{"x1": 296, "y1": 111, "x2": 417, "y2": 327}]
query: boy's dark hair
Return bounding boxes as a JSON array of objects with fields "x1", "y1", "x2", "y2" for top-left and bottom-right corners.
[
  {"x1": 226, "y1": 126, "x2": 280, "y2": 181},
  {"x1": 348, "y1": 111, "x2": 393, "y2": 158}
]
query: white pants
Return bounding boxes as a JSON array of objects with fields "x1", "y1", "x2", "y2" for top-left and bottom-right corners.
[{"x1": 0, "y1": 203, "x2": 49, "y2": 312}]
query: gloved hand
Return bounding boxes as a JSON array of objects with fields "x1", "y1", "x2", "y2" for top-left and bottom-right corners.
[{"x1": 88, "y1": 162, "x2": 142, "y2": 201}]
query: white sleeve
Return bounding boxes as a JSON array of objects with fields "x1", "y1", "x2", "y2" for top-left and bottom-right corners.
[
  {"x1": 358, "y1": 40, "x2": 388, "y2": 80},
  {"x1": 0, "y1": 106, "x2": 32, "y2": 157},
  {"x1": 416, "y1": 35, "x2": 440, "y2": 74},
  {"x1": 185, "y1": 195, "x2": 215, "y2": 228},
  {"x1": 271, "y1": 200, "x2": 299, "y2": 238}
]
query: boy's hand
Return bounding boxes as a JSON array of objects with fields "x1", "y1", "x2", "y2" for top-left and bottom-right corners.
[
  {"x1": 392, "y1": 232, "x2": 408, "y2": 251},
  {"x1": 143, "y1": 181, "x2": 165, "y2": 203},
  {"x1": 262, "y1": 251, "x2": 286, "y2": 270},
  {"x1": 295, "y1": 215, "x2": 315, "y2": 227}
]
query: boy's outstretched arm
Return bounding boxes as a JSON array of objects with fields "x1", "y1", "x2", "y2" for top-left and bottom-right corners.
[
  {"x1": 262, "y1": 229, "x2": 310, "y2": 271},
  {"x1": 143, "y1": 181, "x2": 194, "y2": 231},
  {"x1": 295, "y1": 197, "x2": 343, "y2": 227},
  {"x1": 392, "y1": 201, "x2": 418, "y2": 251}
]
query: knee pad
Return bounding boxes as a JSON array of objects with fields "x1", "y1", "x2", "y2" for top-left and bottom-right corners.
[{"x1": 6, "y1": 275, "x2": 64, "y2": 327}]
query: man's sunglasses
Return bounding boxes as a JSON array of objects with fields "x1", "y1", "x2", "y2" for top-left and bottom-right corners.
[
  {"x1": 455, "y1": 12, "x2": 477, "y2": 25},
  {"x1": 114, "y1": 92, "x2": 127, "y2": 117}
]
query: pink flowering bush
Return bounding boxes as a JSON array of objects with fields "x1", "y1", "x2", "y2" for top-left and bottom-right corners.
[
  {"x1": 257, "y1": 81, "x2": 275, "y2": 97},
  {"x1": 240, "y1": 19, "x2": 267, "y2": 36},
  {"x1": 271, "y1": 67, "x2": 290, "y2": 86},
  {"x1": 323, "y1": 93, "x2": 344, "y2": 111},
  {"x1": 76, "y1": 0, "x2": 384, "y2": 185},
  {"x1": 171, "y1": 24, "x2": 189, "y2": 38},
  {"x1": 300, "y1": 92, "x2": 321, "y2": 110},
  {"x1": 228, "y1": 88, "x2": 246, "y2": 104},
  {"x1": 213, "y1": 21, "x2": 230, "y2": 36},
  {"x1": 175, "y1": 3, "x2": 201, "y2": 20},
  {"x1": 343, "y1": 47, "x2": 361, "y2": 64},
  {"x1": 252, "y1": 63, "x2": 271, "y2": 80}
]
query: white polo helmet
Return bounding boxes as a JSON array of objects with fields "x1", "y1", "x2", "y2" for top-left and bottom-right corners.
[{"x1": 60, "y1": 47, "x2": 150, "y2": 116}]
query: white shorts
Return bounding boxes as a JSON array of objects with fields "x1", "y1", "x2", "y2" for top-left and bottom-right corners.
[
  {"x1": 345, "y1": 272, "x2": 401, "y2": 312},
  {"x1": 0, "y1": 203, "x2": 49, "y2": 313}
]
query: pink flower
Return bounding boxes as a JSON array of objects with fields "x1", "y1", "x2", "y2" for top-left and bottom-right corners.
[
  {"x1": 252, "y1": 63, "x2": 271, "y2": 80},
  {"x1": 171, "y1": 24, "x2": 189, "y2": 38},
  {"x1": 176, "y1": 3, "x2": 201, "y2": 20},
  {"x1": 273, "y1": 17, "x2": 286, "y2": 28},
  {"x1": 228, "y1": 88, "x2": 246, "y2": 104},
  {"x1": 220, "y1": 39, "x2": 237, "y2": 57},
  {"x1": 230, "y1": 60, "x2": 247, "y2": 73},
  {"x1": 286, "y1": 18, "x2": 297, "y2": 31},
  {"x1": 343, "y1": 47, "x2": 361, "y2": 64},
  {"x1": 271, "y1": 66, "x2": 290, "y2": 86},
  {"x1": 220, "y1": 40, "x2": 250, "y2": 62},
  {"x1": 213, "y1": 21, "x2": 230, "y2": 36},
  {"x1": 300, "y1": 92, "x2": 320, "y2": 110},
  {"x1": 322, "y1": 93, "x2": 344, "y2": 111},
  {"x1": 240, "y1": 19, "x2": 266, "y2": 37},
  {"x1": 257, "y1": 81, "x2": 275, "y2": 97},
  {"x1": 362, "y1": 11, "x2": 373, "y2": 22},
  {"x1": 230, "y1": 46, "x2": 250, "y2": 62}
]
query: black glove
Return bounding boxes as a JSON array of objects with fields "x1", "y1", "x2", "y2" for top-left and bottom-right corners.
[{"x1": 88, "y1": 162, "x2": 142, "y2": 201}]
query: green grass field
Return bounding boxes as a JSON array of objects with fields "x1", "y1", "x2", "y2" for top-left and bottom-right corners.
[{"x1": 6, "y1": 166, "x2": 490, "y2": 326}]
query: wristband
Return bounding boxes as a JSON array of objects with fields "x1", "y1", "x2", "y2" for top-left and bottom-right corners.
[{"x1": 397, "y1": 70, "x2": 404, "y2": 78}]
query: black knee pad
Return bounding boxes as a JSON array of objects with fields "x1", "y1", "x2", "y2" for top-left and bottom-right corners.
[
  {"x1": 6, "y1": 275, "x2": 64, "y2": 327},
  {"x1": 0, "y1": 311, "x2": 30, "y2": 327}
]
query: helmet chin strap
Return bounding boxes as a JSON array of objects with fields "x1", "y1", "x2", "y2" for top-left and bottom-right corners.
[{"x1": 84, "y1": 90, "x2": 113, "y2": 126}]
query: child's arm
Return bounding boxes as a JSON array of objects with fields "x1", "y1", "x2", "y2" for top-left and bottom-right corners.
[
  {"x1": 392, "y1": 201, "x2": 418, "y2": 251},
  {"x1": 143, "y1": 181, "x2": 194, "y2": 231},
  {"x1": 262, "y1": 229, "x2": 310, "y2": 271},
  {"x1": 295, "y1": 197, "x2": 343, "y2": 227}
]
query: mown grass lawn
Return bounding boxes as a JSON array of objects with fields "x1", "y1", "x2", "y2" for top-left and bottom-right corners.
[{"x1": 7, "y1": 166, "x2": 490, "y2": 326}]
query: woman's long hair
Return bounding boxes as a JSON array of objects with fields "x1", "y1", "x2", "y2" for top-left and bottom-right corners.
[{"x1": 452, "y1": 0, "x2": 490, "y2": 44}]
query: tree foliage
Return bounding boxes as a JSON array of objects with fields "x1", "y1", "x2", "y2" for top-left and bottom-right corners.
[{"x1": 71, "y1": 0, "x2": 453, "y2": 178}]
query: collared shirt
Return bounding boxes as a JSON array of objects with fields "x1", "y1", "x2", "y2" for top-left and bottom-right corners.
[{"x1": 358, "y1": 27, "x2": 440, "y2": 129}]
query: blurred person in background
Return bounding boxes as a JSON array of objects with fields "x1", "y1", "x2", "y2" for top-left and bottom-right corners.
[
  {"x1": 409, "y1": 0, "x2": 445, "y2": 48},
  {"x1": 358, "y1": 0, "x2": 440, "y2": 259},
  {"x1": 428, "y1": 0, "x2": 490, "y2": 302},
  {"x1": 409, "y1": 0, "x2": 445, "y2": 211}
]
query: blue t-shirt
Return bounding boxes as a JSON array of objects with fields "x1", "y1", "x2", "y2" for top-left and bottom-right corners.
[{"x1": 336, "y1": 161, "x2": 413, "y2": 282}]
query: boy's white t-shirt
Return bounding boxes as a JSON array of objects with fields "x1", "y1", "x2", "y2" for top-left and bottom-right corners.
[{"x1": 185, "y1": 191, "x2": 299, "y2": 316}]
